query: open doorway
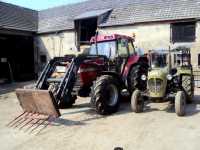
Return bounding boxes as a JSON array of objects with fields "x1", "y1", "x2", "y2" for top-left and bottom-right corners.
[
  {"x1": 75, "y1": 17, "x2": 97, "y2": 49},
  {"x1": 0, "y1": 33, "x2": 35, "y2": 84}
]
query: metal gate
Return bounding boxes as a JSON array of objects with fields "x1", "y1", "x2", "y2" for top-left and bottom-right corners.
[{"x1": 193, "y1": 69, "x2": 200, "y2": 88}]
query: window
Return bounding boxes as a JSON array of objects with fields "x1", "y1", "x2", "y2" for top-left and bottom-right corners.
[
  {"x1": 90, "y1": 41, "x2": 116, "y2": 59},
  {"x1": 171, "y1": 22, "x2": 196, "y2": 43},
  {"x1": 118, "y1": 39, "x2": 128, "y2": 57},
  {"x1": 128, "y1": 40, "x2": 135, "y2": 55}
]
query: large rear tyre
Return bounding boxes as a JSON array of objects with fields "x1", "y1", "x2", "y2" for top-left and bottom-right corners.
[
  {"x1": 131, "y1": 90, "x2": 144, "y2": 113},
  {"x1": 91, "y1": 75, "x2": 120, "y2": 115},
  {"x1": 181, "y1": 75, "x2": 194, "y2": 103},
  {"x1": 175, "y1": 91, "x2": 186, "y2": 116},
  {"x1": 58, "y1": 94, "x2": 77, "y2": 109}
]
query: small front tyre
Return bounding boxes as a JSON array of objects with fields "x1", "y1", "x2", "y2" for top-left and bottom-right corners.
[
  {"x1": 175, "y1": 91, "x2": 186, "y2": 116},
  {"x1": 131, "y1": 90, "x2": 144, "y2": 113}
]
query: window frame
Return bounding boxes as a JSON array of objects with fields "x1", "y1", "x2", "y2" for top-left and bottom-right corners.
[
  {"x1": 171, "y1": 21, "x2": 196, "y2": 43},
  {"x1": 117, "y1": 38, "x2": 129, "y2": 57},
  {"x1": 89, "y1": 40, "x2": 117, "y2": 59},
  {"x1": 127, "y1": 39, "x2": 136, "y2": 56}
]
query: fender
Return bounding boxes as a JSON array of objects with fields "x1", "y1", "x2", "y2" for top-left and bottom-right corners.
[
  {"x1": 122, "y1": 54, "x2": 140, "y2": 78},
  {"x1": 99, "y1": 71, "x2": 124, "y2": 87}
]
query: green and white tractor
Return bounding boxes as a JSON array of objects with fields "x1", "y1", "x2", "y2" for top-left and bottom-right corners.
[{"x1": 131, "y1": 47, "x2": 194, "y2": 116}]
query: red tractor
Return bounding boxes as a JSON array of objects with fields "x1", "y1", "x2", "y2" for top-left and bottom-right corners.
[{"x1": 15, "y1": 34, "x2": 148, "y2": 118}]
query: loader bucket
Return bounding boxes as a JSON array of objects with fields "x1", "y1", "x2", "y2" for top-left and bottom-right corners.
[
  {"x1": 6, "y1": 89, "x2": 60, "y2": 134},
  {"x1": 16, "y1": 89, "x2": 61, "y2": 118}
]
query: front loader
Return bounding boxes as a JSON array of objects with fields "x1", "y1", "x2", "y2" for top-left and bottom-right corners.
[{"x1": 10, "y1": 34, "x2": 149, "y2": 128}]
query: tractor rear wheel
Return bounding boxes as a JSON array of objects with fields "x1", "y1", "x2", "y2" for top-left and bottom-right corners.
[
  {"x1": 128, "y1": 63, "x2": 148, "y2": 92},
  {"x1": 181, "y1": 75, "x2": 194, "y2": 103},
  {"x1": 131, "y1": 90, "x2": 144, "y2": 113},
  {"x1": 91, "y1": 75, "x2": 120, "y2": 115},
  {"x1": 175, "y1": 91, "x2": 186, "y2": 116}
]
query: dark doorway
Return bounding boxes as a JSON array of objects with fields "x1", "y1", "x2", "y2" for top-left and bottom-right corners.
[
  {"x1": 76, "y1": 17, "x2": 97, "y2": 48},
  {"x1": 0, "y1": 33, "x2": 35, "y2": 83}
]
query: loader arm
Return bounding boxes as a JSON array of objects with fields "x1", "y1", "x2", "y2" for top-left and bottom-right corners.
[
  {"x1": 56, "y1": 55, "x2": 108, "y2": 104},
  {"x1": 36, "y1": 55, "x2": 75, "y2": 89},
  {"x1": 16, "y1": 54, "x2": 108, "y2": 118}
]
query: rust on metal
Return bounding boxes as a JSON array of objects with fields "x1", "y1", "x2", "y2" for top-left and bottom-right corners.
[
  {"x1": 9, "y1": 112, "x2": 30, "y2": 127},
  {"x1": 7, "y1": 113, "x2": 54, "y2": 135},
  {"x1": 16, "y1": 89, "x2": 61, "y2": 117},
  {"x1": 7, "y1": 89, "x2": 60, "y2": 135},
  {"x1": 29, "y1": 116, "x2": 50, "y2": 134},
  {"x1": 13, "y1": 112, "x2": 34, "y2": 128},
  {"x1": 36, "y1": 117, "x2": 55, "y2": 135},
  {"x1": 18, "y1": 113, "x2": 39, "y2": 130},
  {"x1": 6, "y1": 112, "x2": 27, "y2": 127}
]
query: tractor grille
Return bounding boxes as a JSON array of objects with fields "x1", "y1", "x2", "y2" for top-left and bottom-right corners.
[{"x1": 148, "y1": 78, "x2": 163, "y2": 93}]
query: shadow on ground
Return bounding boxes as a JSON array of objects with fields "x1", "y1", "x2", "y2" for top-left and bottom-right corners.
[
  {"x1": 141, "y1": 95, "x2": 200, "y2": 116},
  {"x1": 58, "y1": 93, "x2": 200, "y2": 127},
  {"x1": 0, "y1": 81, "x2": 35, "y2": 95}
]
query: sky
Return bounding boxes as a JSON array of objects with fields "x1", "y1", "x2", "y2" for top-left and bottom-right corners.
[{"x1": 1, "y1": 0, "x2": 87, "y2": 10}]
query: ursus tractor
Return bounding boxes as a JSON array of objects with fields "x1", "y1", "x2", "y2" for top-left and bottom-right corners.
[
  {"x1": 13, "y1": 33, "x2": 148, "y2": 124},
  {"x1": 131, "y1": 47, "x2": 194, "y2": 116}
]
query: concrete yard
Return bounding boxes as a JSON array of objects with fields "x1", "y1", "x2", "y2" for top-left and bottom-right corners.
[{"x1": 0, "y1": 84, "x2": 200, "y2": 150}]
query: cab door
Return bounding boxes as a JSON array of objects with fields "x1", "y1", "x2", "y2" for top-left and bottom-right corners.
[
  {"x1": 122, "y1": 39, "x2": 140, "y2": 77},
  {"x1": 116, "y1": 38, "x2": 129, "y2": 74}
]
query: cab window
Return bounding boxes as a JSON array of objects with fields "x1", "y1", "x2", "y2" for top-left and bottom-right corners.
[
  {"x1": 118, "y1": 39, "x2": 128, "y2": 57},
  {"x1": 128, "y1": 40, "x2": 135, "y2": 55}
]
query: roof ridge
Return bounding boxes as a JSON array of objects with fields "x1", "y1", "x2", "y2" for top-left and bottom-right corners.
[{"x1": 39, "y1": 0, "x2": 90, "y2": 12}]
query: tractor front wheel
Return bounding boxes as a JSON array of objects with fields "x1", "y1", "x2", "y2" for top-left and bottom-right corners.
[
  {"x1": 131, "y1": 90, "x2": 144, "y2": 113},
  {"x1": 91, "y1": 75, "x2": 120, "y2": 115},
  {"x1": 175, "y1": 91, "x2": 186, "y2": 116}
]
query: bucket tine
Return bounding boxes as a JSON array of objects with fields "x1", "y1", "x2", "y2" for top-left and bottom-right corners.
[
  {"x1": 29, "y1": 116, "x2": 50, "y2": 134},
  {"x1": 25, "y1": 118, "x2": 41, "y2": 132},
  {"x1": 7, "y1": 112, "x2": 27, "y2": 127},
  {"x1": 19, "y1": 113, "x2": 39, "y2": 130},
  {"x1": 9, "y1": 112, "x2": 30, "y2": 127},
  {"x1": 36, "y1": 116, "x2": 55, "y2": 135},
  {"x1": 13, "y1": 112, "x2": 34, "y2": 128}
]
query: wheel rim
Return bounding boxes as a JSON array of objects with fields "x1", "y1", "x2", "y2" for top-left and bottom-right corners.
[{"x1": 107, "y1": 84, "x2": 119, "y2": 106}]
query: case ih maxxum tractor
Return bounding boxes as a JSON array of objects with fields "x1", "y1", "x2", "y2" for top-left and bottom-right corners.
[{"x1": 14, "y1": 34, "x2": 148, "y2": 121}]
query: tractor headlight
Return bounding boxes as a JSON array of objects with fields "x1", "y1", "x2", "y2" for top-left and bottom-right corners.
[
  {"x1": 167, "y1": 74, "x2": 173, "y2": 80},
  {"x1": 141, "y1": 75, "x2": 147, "y2": 81}
]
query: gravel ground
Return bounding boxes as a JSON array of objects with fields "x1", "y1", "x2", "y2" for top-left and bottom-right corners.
[{"x1": 0, "y1": 85, "x2": 200, "y2": 150}]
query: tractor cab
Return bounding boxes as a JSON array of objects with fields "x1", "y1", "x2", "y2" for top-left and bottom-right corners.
[
  {"x1": 89, "y1": 34, "x2": 142, "y2": 75},
  {"x1": 149, "y1": 50, "x2": 168, "y2": 69},
  {"x1": 89, "y1": 34, "x2": 136, "y2": 59}
]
